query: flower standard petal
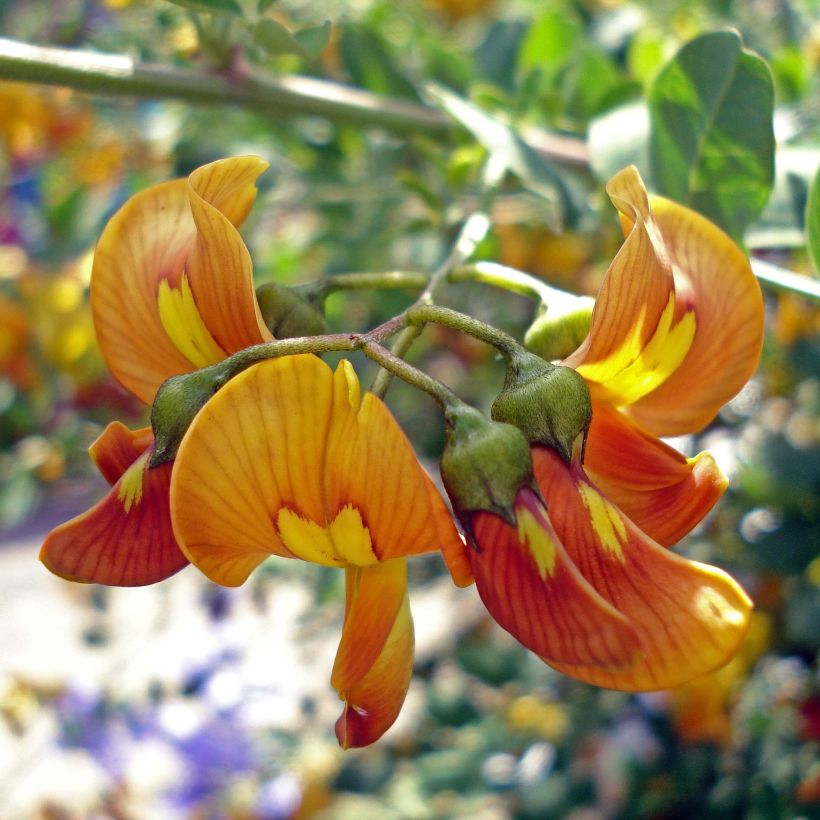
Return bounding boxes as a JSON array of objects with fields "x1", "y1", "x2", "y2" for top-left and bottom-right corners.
[
  {"x1": 532, "y1": 446, "x2": 752, "y2": 690},
  {"x1": 565, "y1": 166, "x2": 763, "y2": 436},
  {"x1": 332, "y1": 560, "x2": 414, "y2": 748},
  {"x1": 170, "y1": 355, "x2": 462, "y2": 586},
  {"x1": 470, "y1": 488, "x2": 641, "y2": 669},
  {"x1": 624, "y1": 194, "x2": 764, "y2": 435},
  {"x1": 583, "y1": 401, "x2": 727, "y2": 546},
  {"x1": 91, "y1": 156, "x2": 271, "y2": 405},
  {"x1": 40, "y1": 448, "x2": 187, "y2": 586}
]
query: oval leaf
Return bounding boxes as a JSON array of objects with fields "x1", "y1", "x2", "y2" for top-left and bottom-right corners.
[
  {"x1": 165, "y1": 0, "x2": 242, "y2": 15},
  {"x1": 649, "y1": 30, "x2": 774, "y2": 241},
  {"x1": 808, "y1": 164, "x2": 820, "y2": 275}
]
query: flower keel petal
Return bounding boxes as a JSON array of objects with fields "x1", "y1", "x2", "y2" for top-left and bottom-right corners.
[
  {"x1": 533, "y1": 446, "x2": 752, "y2": 690},
  {"x1": 333, "y1": 562, "x2": 414, "y2": 749},
  {"x1": 40, "y1": 452, "x2": 187, "y2": 586}
]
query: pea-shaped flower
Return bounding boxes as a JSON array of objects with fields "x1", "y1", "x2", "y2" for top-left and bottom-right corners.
[
  {"x1": 168, "y1": 354, "x2": 463, "y2": 746},
  {"x1": 41, "y1": 157, "x2": 273, "y2": 585}
]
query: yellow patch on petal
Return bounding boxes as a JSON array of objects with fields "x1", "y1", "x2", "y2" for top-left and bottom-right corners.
[
  {"x1": 116, "y1": 451, "x2": 150, "y2": 513},
  {"x1": 577, "y1": 482, "x2": 627, "y2": 561},
  {"x1": 339, "y1": 359, "x2": 361, "y2": 411},
  {"x1": 157, "y1": 274, "x2": 226, "y2": 368},
  {"x1": 277, "y1": 504, "x2": 378, "y2": 568},
  {"x1": 517, "y1": 506, "x2": 557, "y2": 580},
  {"x1": 578, "y1": 292, "x2": 696, "y2": 406}
]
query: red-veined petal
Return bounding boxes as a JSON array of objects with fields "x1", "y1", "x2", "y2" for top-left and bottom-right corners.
[
  {"x1": 533, "y1": 446, "x2": 752, "y2": 690},
  {"x1": 40, "y1": 449, "x2": 187, "y2": 586},
  {"x1": 332, "y1": 560, "x2": 414, "y2": 748},
  {"x1": 471, "y1": 488, "x2": 641, "y2": 668},
  {"x1": 583, "y1": 401, "x2": 727, "y2": 545}
]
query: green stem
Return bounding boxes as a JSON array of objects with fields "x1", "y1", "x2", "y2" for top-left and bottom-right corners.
[
  {"x1": 317, "y1": 271, "x2": 430, "y2": 297},
  {"x1": 360, "y1": 340, "x2": 461, "y2": 409},
  {"x1": 370, "y1": 210, "x2": 493, "y2": 398},
  {"x1": 0, "y1": 37, "x2": 585, "y2": 165},
  {"x1": 406, "y1": 305, "x2": 523, "y2": 361},
  {"x1": 217, "y1": 330, "x2": 457, "y2": 406}
]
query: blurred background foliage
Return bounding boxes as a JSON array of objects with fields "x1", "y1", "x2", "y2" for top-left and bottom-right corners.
[{"x1": 0, "y1": 0, "x2": 818, "y2": 817}]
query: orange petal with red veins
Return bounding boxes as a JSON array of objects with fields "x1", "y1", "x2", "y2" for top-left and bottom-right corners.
[
  {"x1": 471, "y1": 488, "x2": 640, "y2": 668},
  {"x1": 40, "y1": 451, "x2": 187, "y2": 586},
  {"x1": 92, "y1": 156, "x2": 271, "y2": 405},
  {"x1": 583, "y1": 401, "x2": 727, "y2": 546},
  {"x1": 532, "y1": 446, "x2": 752, "y2": 690},
  {"x1": 89, "y1": 422, "x2": 155, "y2": 485},
  {"x1": 170, "y1": 355, "x2": 462, "y2": 586},
  {"x1": 625, "y1": 194, "x2": 763, "y2": 435},
  {"x1": 333, "y1": 562, "x2": 414, "y2": 749}
]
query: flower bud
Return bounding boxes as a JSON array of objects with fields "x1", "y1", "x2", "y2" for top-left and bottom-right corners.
[
  {"x1": 440, "y1": 404, "x2": 536, "y2": 544},
  {"x1": 524, "y1": 294, "x2": 593, "y2": 361},
  {"x1": 255, "y1": 283, "x2": 329, "y2": 339},
  {"x1": 491, "y1": 350, "x2": 591, "y2": 463},
  {"x1": 149, "y1": 360, "x2": 231, "y2": 467}
]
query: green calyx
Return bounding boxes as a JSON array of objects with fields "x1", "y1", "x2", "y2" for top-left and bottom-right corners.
[
  {"x1": 149, "y1": 360, "x2": 231, "y2": 467},
  {"x1": 440, "y1": 403, "x2": 535, "y2": 541},
  {"x1": 256, "y1": 282, "x2": 329, "y2": 339},
  {"x1": 524, "y1": 294, "x2": 593, "y2": 361},
  {"x1": 491, "y1": 349, "x2": 591, "y2": 463}
]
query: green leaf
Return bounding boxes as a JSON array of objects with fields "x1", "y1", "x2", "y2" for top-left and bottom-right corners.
[
  {"x1": 518, "y1": 11, "x2": 579, "y2": 79},
  {"x1": 257, "y1": 0, "x2": 276, "y2": 10},
  {"x1": 807, "y1": 164, "x2": 820, "y2": 274},
  {"x1": 164, "y1": 0, "x2": 242, "y2": 15},
  {"x1": 253, "y1": 18, "x2": 303, "y2": 58},
  {"x1": 428, "y1": 83, "x2": 580, "y2": 228},
  {"x1": 649, "y1": 30, "x2": 775, "y2": 241},
  {"x1": 294, "y1": 21, "x2": 331, "y2": 61},
  {"x1": 340, "y1": 24, "x2": 420, "y2": 101}
]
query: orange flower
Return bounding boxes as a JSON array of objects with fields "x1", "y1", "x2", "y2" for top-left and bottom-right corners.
[
  {"x1": 40, "y1": 157, "x2": 273, "y2": 586},
  {"x1": 441, "y1": 167, "x2": 762, "y2": 690},
  {"x1": 564, "y1": 166, "x2": 763, "y2": 545},
  {"x1": 168, "y1": 354, "x2": 462, "y2": 746}
]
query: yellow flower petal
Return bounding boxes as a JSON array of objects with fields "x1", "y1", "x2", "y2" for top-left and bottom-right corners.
[
  {"x1": 91, "y1": 156, "x2": 272, "y2": 405},
  {"x1": 170, "y1": 355, "x2": 462, "y2": 585}
]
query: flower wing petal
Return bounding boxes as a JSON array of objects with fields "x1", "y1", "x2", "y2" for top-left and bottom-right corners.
[
  {"x1": 471, "y1": 488, "x2": 641, "y2": 668},
  {"x1": 89, "y1": 421, "x2": 155, "y2": 485},
  {"x1": 333, "y1": 562, "x2": 414, "y2": 749},
  {"x1": 533, "y1": 446, "x2": 752, "y2": 690},
  {"x1": 92, "y1": 157, "x2": 270, "y2": 405},
  {"x1": 186, "y1": 158, "x2": 274, "y2": 355},
  {"x1": 583, "y1": 401, "x2": 727, "y2": 546},
  {"x1": 325, "y1": 360, "x2": 463, "y2": 563},
  {"x1": 40, "y1": 451, "x2": 187, "y2": 586}
]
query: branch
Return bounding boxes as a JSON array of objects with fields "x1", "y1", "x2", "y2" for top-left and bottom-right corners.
[{"x1": 0, "y1": 36, "x2": 588, "y2": 168}]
